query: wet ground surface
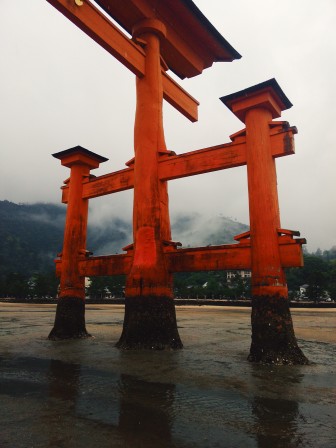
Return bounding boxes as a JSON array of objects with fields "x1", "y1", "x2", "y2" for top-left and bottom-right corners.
[{"x1": 0, "y1": 303, "x2": 335, "y2": 448}]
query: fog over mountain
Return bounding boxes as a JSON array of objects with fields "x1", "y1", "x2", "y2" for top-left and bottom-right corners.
[
  {"x1": 171, "y1": 213, "x2": 247, "y2": 248},
  {"x1": 0, "y1": 201, "x2": 248, "y2": 278}
]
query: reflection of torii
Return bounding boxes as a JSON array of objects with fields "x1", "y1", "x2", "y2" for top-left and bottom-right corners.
[{"x1": 48, "y1": 0, "x2": 307, "y2": 364}]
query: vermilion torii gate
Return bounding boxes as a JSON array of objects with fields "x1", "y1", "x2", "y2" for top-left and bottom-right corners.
[{"x1": 48, "y1": 0, "x2": 308, "y2": 364}]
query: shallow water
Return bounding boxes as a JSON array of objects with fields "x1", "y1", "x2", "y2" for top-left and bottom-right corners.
[{"x1": 0, "y1": 304, "x2": 335, "y2": 448}]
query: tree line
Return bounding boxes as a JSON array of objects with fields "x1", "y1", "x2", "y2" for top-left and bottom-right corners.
[
  {"x1": 1, "y1": 250, "x2": 335, "y2": 301},
  {"x1": 3, "y1": 200, "x2": 333, "y2": 302}
]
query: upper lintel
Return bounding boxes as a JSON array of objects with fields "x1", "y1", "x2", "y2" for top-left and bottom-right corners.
[{"x1": 94, "y1": 0, "x2": 241, "y2": 79}]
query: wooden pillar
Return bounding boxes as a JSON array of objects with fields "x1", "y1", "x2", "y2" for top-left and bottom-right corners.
[
  {"x1": 245, "y1": 106, "x2": 286, "y2": 297},
  {"x1": 117, "y1": 19, "x2": 182, "y2": 349},
  {"x1": 221, "y1": 79, "x2": 308, "y2": 364},
  {"x1": 49, "y1": 146, "x2": 107, "y2": 339}
]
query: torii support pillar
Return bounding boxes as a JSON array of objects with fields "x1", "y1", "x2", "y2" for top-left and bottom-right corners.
[
  {"x1": 221, "y1": 80, "x2": 308, "y2": 364},
  {"x1": 49, "y1": 146, "x2": 108, "y2": 339},
  {"x1": 116, "y1": 19, "x2": 182, "y2": 350}
]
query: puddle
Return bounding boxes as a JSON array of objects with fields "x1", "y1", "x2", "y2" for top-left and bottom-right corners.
[{"x1": 0, "y1": 304, "x2": 335, "y2": 448}]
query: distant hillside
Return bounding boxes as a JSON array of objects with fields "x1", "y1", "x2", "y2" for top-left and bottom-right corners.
[
  {"x1": 171, "y1": 213, "x2": 248, "y2": 247},
  {"x1": 0, "y1": 200, "x2": 248, "y2": 278},
  {"x1": 0, "y1": 201, "x2": 65, "y2": 277},
  {"x1": 0, "y1": 200, "x2": 131, "y2": 278}
]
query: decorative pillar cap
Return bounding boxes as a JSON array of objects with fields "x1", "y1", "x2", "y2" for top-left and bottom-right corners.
[
  {"x1": 52, "y1": 145, "x2": 108, "y2": 169},
  {"x1": 220, "y1": 78, "x2": 292, "y2": 122},
  {"x1": 133, "y1": 19, "x2": 167, "y2": 42}
]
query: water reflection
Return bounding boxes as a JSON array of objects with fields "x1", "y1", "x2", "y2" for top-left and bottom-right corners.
[
  {"x1": 118, "y1": 374, "x2": 175, "y2": 445},
  {"x1": 2, "y1": 306, "x2": 335, "y2": 447},
  {"x1": 250, "y1": 365, "x2": 305, "y2": 448},
  {"x1": 2, "y1": 351, "x2": 332, "y2": 447},
  {"x1": 46, "y1": 359, "x2": 82, "y2": 448},
  {"x1": 48, "y1": 359, "x2": 81, "y2": 402},
  {"x1": 252, "y1": 396, "x2": 301, "y2": 448},
  {"x1": 45, "y1": 359, "x2": 175, "y2": 447}
]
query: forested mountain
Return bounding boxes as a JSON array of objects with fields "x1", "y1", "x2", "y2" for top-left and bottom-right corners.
[
  {"x1": 1, "y1": 200, "x2": 335, "y2": 301},
  {"x1": 0, "y1": 201, "x2": 66, "y2": 277},
  {"x1": 0, "y1": 200, "x2": 247, "y2": 279}
]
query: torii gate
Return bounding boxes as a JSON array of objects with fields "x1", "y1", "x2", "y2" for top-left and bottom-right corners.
[{"x1": 48, "y1": 0, "x2": 308, "y2": 364}]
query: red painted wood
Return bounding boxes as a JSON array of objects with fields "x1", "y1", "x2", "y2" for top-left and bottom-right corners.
[
  {"x1": 58, "y1": 164, "x2": 89, "y2": 299},
  {"x1": 53, "y1": 148, "x2": 107, "y2": 299},
  {"x1": 60, "y1": 126, "x2": 296, "y2": 203},
  {"x1": 94, "y1": 0, "x2": 241, "y2": 78},
  {"x1": 46, "y1": 0, "x2": 199, "y2": 121},
  {"x1": 126, "y1": 19, "x2": 173, "y2": 298},
  {"x1": 56, "y1": 234, "x2": 304, "y2": 277}
]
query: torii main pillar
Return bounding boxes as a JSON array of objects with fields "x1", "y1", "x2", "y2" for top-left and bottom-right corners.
[
  {"x1": 221, "y1": 80, "x2": 308, "y2": 364},
  {"x1": 116, "y1": 20, "x2": 182, "y2": 349}
]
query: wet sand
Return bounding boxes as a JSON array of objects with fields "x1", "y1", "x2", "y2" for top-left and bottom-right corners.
[{"x1": 0, "y1": 303, "x2": 335, "y2": 447}]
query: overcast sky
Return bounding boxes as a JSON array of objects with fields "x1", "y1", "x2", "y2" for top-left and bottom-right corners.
[{"x1": 1, "y1": 0, "x2": 335, "y2": 252}]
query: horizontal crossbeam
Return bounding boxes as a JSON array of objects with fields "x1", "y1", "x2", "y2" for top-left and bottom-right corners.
[
  {"x1": 165, "y1": 235, "x2": 304, "y2": 272},
  {"x1": 55, "y1": 234, "x2": 304, "y2": 277},
  {"x1": 79, "y1": 253, "x2": 131, "y2": 276},
  {"x1": 46, "y1": 0, "x2": 198, "y2": 121},
  {"x1": 61, "y1": 124, "x2": 296, "y2": 202},
  {"x1": 55, "y1": 253, "x2": 132, "y2": 277}
]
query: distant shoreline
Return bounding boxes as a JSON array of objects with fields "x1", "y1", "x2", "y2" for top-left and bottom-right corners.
[{"x1": 1, "y1": 298, "x2": 335, "y2": 308}]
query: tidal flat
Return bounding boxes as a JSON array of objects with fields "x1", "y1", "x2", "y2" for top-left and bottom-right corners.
[{"x1": 0, "y1": 303, "x2": 335, "y2": 448}]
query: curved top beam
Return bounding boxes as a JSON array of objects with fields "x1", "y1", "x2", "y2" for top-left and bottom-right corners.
[{"x1": 95, "y1": 0, "x2": 241, "y2": 78}]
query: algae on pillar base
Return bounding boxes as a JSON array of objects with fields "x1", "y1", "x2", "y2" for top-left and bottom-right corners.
[
  {"x1": 248, "y1": 295, "x2": 308, "y2": 364},
  {"x1": 116, "y1": 296, "x2": 182, "y2": 350},
  {"x1": 48, "y1": 296, "x2": 90, "y2": 340}
]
